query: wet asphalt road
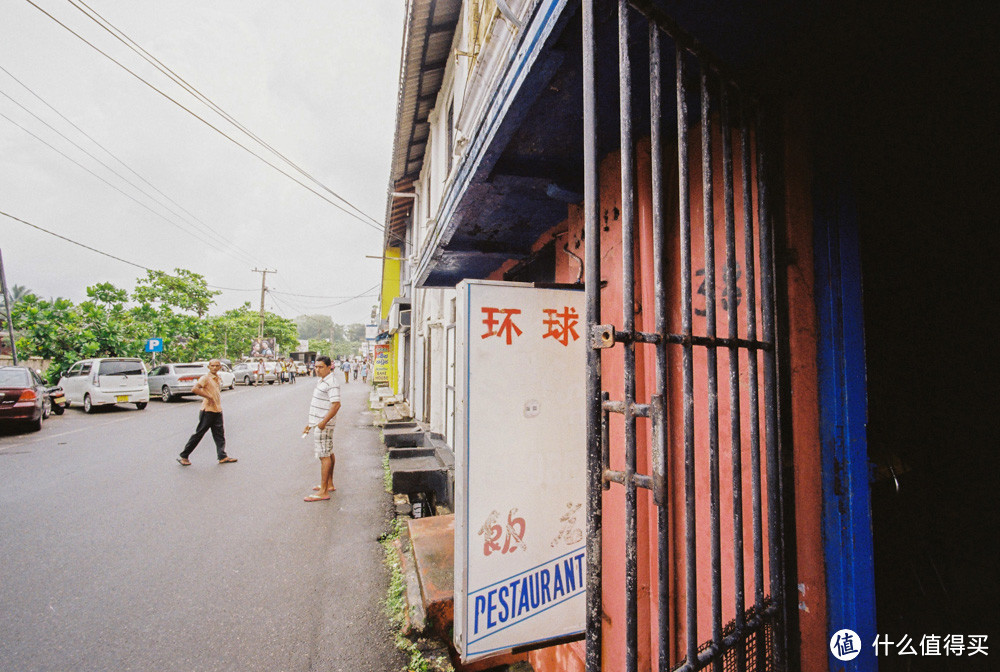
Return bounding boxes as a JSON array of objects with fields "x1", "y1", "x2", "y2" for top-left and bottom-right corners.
[{"x1": 0, "y1": 377, "x2": 405, "y2": 672}]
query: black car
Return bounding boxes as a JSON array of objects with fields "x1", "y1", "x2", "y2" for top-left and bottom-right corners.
[{"x1": 0, "y1": 365, "x2": 54, "y2": 431}]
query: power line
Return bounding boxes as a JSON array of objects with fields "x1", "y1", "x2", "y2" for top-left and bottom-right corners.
[
  {"x1": 1, "y1": 208, "x2": 152, "y2": 271},
  {"x1": 0, "y1": 109, "x2": 257, "y2": 265},
  {"x1": 0, "y1": 63, "x2": 268, "y2": 268},
  {"x1": 0, "y1": 86, "x2": 260, "y2": 269},
  {"x1": 2, "y1": 209, "x2": 376, "y2": 314},
  {"x1": 25, "y1": 0, "x2": 404, "y2": 247},
  {"x1": 68, "y1": 0, "x2": 381, "y2": 229}
]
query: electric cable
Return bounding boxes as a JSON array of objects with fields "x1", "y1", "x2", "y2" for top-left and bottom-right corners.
[
  {"x1": 25, "y1": 0, "x2": 407, "y2": 248},
  {"x1": 0, "y1": 63, "x2": 269, "y2": 268},
  {"x1": 1, "y1": 208, "x2": 262, "y2": 294},
  {"x1": 0, "y1": 109, "x2": 257, "y2": 265},
  {"x1": 68, "y1": 0, "x2": 381, "y2": 228},
  {"x1": 0, "y1": 87, "x2": 260, "y2": 269}
]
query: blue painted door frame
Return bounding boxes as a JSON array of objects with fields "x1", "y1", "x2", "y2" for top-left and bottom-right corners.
[{"x1": 812, "y1": 172, "x2": 878, "y2": 671}]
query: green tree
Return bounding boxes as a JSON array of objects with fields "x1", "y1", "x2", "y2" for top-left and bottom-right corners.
[
  {"x1": 133, "y1": 269, "x2": 219, "y2": 319},
  {"x1": 345, "y1": 323, "x2": 366, "y2": 342},
  {"x1": 295, "y1": 314, "x2": 335, "y2": 340},
  {"x1": 307, "y1": 338, "x2": 331, "y2": 357}
]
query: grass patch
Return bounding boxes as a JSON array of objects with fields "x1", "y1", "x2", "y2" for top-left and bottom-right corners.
[{"x1": 383, "y1": 452, "x2": 392, "y2": 492}]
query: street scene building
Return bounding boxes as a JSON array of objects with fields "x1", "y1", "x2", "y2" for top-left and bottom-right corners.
[{"x1": 379, "y1": 1, "x2": 995, "y2": 671}]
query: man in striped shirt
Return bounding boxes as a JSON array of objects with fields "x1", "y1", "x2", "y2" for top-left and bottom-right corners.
[{"x1": 302, "y1": 356, "x2": 341, "y2": 502}]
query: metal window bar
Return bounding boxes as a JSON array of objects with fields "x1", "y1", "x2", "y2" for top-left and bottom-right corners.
[{"x1": 582, "y1": 1, "x2": 787, "y2": 670}]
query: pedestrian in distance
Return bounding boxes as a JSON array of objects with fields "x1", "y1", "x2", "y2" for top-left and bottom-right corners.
[
  {"x1": 341, "y1": 358, "x2": 350, "y2": 384},
  {"x1": 302, "y1": 356, "x2": 340, "y2": 502},
  {"x1": 361, "y1": 360, "x2": 369, "y2": 384},
  {"x1": 288, "y1": 358, "x2": 296, "y2": 384},
  {"x1": 256, "y1": 358, "x2": 266, "y2": 386},
  {"x1": 177, "y1": 359, "x2": 237, "y2": 466},
  {"x1": 352, "y1": 359, "x2": 359, "y2": 381}
]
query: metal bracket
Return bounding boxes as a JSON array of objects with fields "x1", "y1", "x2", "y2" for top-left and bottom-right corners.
[{"x1": 591, "y1": 324, "x2": 616, "y2": 349}]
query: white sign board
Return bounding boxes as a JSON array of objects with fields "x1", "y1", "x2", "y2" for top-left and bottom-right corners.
[{"x1": 454, "y1": 280, "x2": 586, "y2": 662}]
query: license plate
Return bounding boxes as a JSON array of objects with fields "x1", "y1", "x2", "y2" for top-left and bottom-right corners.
[
  {"x1": 52, "y1": 395, "x2": 65, "y2": 404},
  {"x1": 116, "y1": 395, "x2": 129, "y2": 403}
]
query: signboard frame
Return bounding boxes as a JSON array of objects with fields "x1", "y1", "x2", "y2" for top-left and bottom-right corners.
[{"x1": 454, "y1": 280, "x2": 587, "y2": 662}]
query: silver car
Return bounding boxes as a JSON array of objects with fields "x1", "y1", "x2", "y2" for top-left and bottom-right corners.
[{"x1": 147, "y1": 363, "x2": 211, "y2": 402}]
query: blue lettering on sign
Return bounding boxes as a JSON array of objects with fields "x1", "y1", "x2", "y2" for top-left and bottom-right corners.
[{"x1": 469, "y1": 547, "x2": 585, "y2": 640}]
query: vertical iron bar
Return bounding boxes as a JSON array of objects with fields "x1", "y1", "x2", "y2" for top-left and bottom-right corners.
[
  {"x1": 740, "y1": 93, "x2": 767, "y2": 672},
  {"x1": 618, "y1": 3, "x2": 639, "y2": 670},
  {"x1": 700, "y1": 62, "x2": 723, "y2": 672},
  {"x1": 582, "y1": 1, "x2": 603, "y2": 670},
  {"x1": 721, "y1": 82, "x2": 747, "y2": 672},
  {"x1": 676, "y1": 44, "x2": 698, "y2": 670},
  {"x1": 649, "y1": 22, "x2": 671, "y2": 672},
  {"x1": 756, "y1": 105, "x2": 786, "y2": 672}
]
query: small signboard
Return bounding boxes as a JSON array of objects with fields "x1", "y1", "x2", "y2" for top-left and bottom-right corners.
[
  {"x1": 454, "y1": 280, "x2": 586, "y2": 663},
  {"x1": 372, "y1": 344, "x2": 390, "y2": 385},
  {"x1": 145, "y1": 338, "x2": 164, "y2": 353}
]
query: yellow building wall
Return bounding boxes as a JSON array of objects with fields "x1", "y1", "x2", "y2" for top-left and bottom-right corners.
[{"x1": 380, "y1": 247, "x2": 402, "y2": 393}]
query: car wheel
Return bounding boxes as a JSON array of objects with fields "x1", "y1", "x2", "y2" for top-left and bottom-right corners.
[
  {"x1": 244, "y1": 376, "x2": 251, "y2": 386},
  {"x1": 161, "y1": 386, "x2": 173, "y2": 403},
  {"x1": 52, "y1": 404, "x2": 65, "y2": 415},
  {"x1": 229, "y1": 382, "x2": 235, "y2": 390},
  {"x1": 83, "y1": 394, "x2": 95, "y2": 414},
  {"x1": 268, "y1": 381, "x2": 274, "y2": 385},
  {"x1": 42, "y1": 397, "x2": 52, "y2": 419},
  {"x1": 30, "y1": 414, "x2": 43, "y2": 432},
  {"x1": 136, "y1": 402, "x2": 148, "y2": 410}
]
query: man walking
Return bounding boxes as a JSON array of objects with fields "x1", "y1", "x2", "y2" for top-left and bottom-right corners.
[
  {"x1": 177, "y1": 359, "x2": 237, "y2": 465},
  {"x1": 302, "y1": 356, "x2": 340, "y2": 502}
]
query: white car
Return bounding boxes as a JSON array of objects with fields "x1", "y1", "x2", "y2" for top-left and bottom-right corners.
[
  {"x1": 59, "y1": 358, "x2": 150, "y2": 413},
  {"x1": 191, "y1": 362, "x2": 236, "y2": 390}
]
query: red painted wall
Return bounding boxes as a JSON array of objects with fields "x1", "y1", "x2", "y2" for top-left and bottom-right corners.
[{"x1": 489, "y1": 110, "x2": 827, "y2": 671}]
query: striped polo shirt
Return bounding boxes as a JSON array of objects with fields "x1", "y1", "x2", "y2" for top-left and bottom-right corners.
[{"x1": 307, "y1": 373, "x2": 341, "y2": 426}]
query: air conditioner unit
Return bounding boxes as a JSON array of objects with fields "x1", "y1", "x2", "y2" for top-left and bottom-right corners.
[{"x1": 388, "y1": 299, "x2": 412, "y2": 334}]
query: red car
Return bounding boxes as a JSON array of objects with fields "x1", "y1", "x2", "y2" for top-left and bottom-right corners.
[{"x1": 0, "y1": 365, "x2": 52, "y2": 431}]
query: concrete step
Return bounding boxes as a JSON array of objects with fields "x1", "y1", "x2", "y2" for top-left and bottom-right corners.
[
  {"x1": 389, "y1": 446, "x2": 436, "y2": 459},
  {"x1": 390, "y1": 455, "x2": 449, "y2": 505}
]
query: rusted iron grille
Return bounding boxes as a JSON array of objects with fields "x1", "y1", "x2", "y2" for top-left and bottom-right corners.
[{"x1": 582, "y1": 1, "x2": 787, "y2": 670}]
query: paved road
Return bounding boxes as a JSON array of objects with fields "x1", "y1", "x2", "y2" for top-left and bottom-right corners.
[{"x1": 0, "y1": 377, "x2": 404, "y2": 672}]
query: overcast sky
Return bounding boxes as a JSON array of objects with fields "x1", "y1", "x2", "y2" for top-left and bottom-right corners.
[{"x1": 0, "y1": 0, "x2": 404, "y2": 326}]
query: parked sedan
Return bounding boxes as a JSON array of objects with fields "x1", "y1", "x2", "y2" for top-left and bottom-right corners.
[
  {"x1": 232, "y1": 361, "x2": 277, "y2": 385},
  {"x1": 192, "y1": 361, "x2": 235, "y2": 390},
  {"x1": 295, "y1": 361, "x2": 308, "y2": 376},
  {"x1": 0, "y1": 365, "x2": 53, "y2": 431},
  {"x1": 147, "y1": 363, "x2": 210, "y2": 402}
]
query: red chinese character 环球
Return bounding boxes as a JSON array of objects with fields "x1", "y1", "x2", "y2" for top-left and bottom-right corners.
[
  {"x1": 542, "y1": 307, "x2": 580, "y2": 346},
  {"x1": 481, "y1": 307, "x2": 523, "y2": 345}
]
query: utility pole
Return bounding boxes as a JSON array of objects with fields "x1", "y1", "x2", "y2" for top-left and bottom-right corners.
[
  {"x1": 0, "y1": 248, "x2": 18, "y2": 365},
  {"x1": 252, "y1": 268, "x2": 276, "y2": 338}
]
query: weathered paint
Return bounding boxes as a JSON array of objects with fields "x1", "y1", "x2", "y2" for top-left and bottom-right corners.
[{"x1": 487, "y1": 113, "x2": 830, "y2": 670}]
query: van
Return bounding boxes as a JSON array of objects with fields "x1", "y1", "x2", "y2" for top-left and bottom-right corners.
[{"x1": 59, "y1": 358, "x2": 150, "y2": 413}]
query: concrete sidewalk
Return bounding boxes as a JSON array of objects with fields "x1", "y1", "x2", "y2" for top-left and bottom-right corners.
[{"x1": 303, "y1": 378, "x2": 406, "y2": 672}]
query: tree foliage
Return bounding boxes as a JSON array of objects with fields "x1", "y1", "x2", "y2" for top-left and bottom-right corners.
[{"x1": 9, "y1": 270, "x2": 299, "y2": 383}]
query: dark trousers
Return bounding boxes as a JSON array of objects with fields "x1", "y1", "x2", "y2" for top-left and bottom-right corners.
[{"x1": 181, "y1": 410, "x2": 226, "y2": 460}]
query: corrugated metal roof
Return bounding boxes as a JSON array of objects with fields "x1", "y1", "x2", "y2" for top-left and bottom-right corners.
[{"x1": 384, "y1": 0, "x2": 462, "y2": 247}]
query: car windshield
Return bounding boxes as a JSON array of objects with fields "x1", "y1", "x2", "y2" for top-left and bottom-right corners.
[
  {"x1": 98, "y1": 360, "x2": 145, "y2": 376},
  {"x1": 0, "y1": 368, "x2": 30, "y2": 387}
]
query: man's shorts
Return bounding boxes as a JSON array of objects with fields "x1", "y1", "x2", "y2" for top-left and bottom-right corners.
[{"x1": 313, "y1": 426, "x2": 335, "y2": 458}]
